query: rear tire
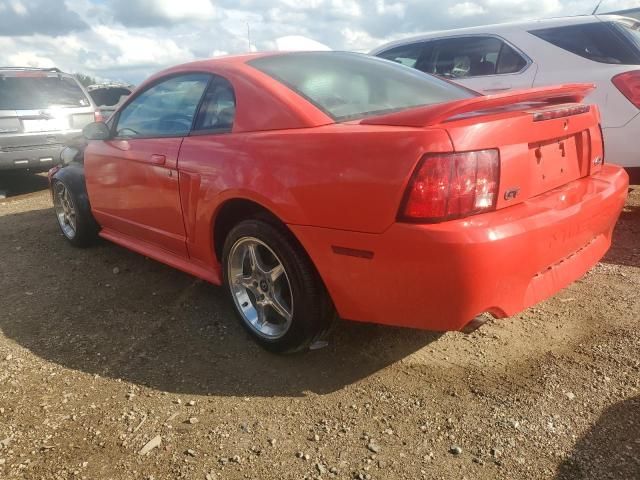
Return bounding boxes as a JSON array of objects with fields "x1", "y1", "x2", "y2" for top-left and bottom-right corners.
[
  {"x1": 222, "y1": 218, "x2": 335, "y2": 353},
  {"x1": 52, "y1": 179, "x2": 98, "y2": 248}
]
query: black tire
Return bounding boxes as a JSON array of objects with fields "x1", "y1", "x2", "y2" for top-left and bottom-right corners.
[
  {"x1": 222, "y1": 218, "x2": 335, "y2": 354},
  {"x1": 51, "y1": 179, "x2": 99, "y2": 248}
]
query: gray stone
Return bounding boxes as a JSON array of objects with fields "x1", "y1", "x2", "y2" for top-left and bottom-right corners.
[{"x1": 450, "y1": 445, "x2": 463, "y2": 455}]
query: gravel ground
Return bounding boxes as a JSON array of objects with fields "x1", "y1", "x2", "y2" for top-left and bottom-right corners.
[{"x1": 0, "y1": 178, "x2": 638, "y2": 480}]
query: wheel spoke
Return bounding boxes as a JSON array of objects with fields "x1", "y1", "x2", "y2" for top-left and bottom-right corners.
[
  {"x1": 255, "y1": 302, "x2": 267, "y2": 327},
  {"x1": 246, "y1": 244, "x2": 259, "y2": 273},
  {"x1": 267, "y1": 264, "x2": 284, "y2": 283},
  {"x1": 270, "y1": 293, "x2": 292, "y2": 321}
]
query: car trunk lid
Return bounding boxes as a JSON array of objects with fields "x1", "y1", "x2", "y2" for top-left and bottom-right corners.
[{"x1": 361, "y1": 84, "x2": 603, "y2": 207}]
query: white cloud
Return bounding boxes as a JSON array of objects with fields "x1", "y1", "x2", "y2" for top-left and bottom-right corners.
[
  {"x1": 275, "y1": 35, "x2": 331, "y2": 51},
  {"x1": 10, "y1": 0, "x2": 27, "y2": 15},
  {"x1": 90, "y1": 26, "x2": 195, "y2": 69},
  {"x1": 375, "y1": 0, "x2": 406, "y2": 17},
  {"x1": 145, "y1": 0, "x2": 215, "y2": 21},
  {"x1": 448, "y1": 2, "x2": 486, "y2": 17},
  {"x1": 7, "y1": 51, "x2": 56, "y2": 68},
  {"x1": 0, "y1": 0, "x2": 636, "y2": 83}
]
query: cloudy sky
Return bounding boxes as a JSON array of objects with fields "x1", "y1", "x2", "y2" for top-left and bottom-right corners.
[{"x1": 0, "y1": 0, "x2": 637, "y2": 84}]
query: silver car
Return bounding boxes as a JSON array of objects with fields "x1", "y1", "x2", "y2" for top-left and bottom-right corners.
[{"x1": 0, "y1": 67, "x2": 97, "y2": 172}]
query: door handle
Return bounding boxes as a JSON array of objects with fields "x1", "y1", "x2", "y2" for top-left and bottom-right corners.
[
  {"x1": 150, "y1": 154, "x2": 166, "y2": 166},
  {"x1": 484, "y1": 85, "x2": 512, "y2": 93}
]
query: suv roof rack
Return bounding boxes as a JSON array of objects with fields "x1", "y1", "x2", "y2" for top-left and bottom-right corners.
[{"x1": 0, "y1": 66, "x2": 62, "y2": 73}]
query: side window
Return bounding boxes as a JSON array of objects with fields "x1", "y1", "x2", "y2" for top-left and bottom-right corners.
[
  {"x1": 496, "y1": 43, "x2": 528, "y2": 74},
  {"x1": 193, "y1": 76, "x2": 236, "y2": 133},
  {"x1": 427, "y1": 37, "x2": 505, "y2": 78},
  {"x1": 376, "y1": 42, "x2": 428, "y2": 68},
  {"x1": 116, "y1": 73, "x2": 210, "y2": 138}
]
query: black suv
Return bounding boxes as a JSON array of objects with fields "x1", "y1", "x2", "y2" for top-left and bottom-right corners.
[{"x1": 0, "y1": 67, "x2": 97, "y2": 172}]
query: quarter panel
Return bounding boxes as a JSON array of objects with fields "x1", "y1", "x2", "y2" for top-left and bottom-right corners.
[{"x1": 176, "y1": 125, "x2": 453, "y2": 266}]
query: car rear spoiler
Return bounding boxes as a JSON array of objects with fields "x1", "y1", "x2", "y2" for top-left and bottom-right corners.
[{"x1": 360, "y1": 83, "x2": 596, "y2": 127}]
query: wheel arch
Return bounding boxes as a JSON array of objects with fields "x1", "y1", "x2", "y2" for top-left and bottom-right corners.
[
  {"x1": 211, "y1": 197, "x2": 332, "y2": 299},
  {"x1": 50, "y1": 162, "x2": 100, "y2": 246},
  {"x1": 50, "y1": 163, "x2": 90, "y2": 205},
  {"x1": 212, "y1": 197, "x2": 295, "y2": 263}
]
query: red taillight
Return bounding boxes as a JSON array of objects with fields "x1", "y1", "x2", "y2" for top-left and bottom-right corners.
[
  {"x1": 399, "y1": 150, "x2": 499, "y2": 222},
  {"x1": 94, "y1": 110, "x2": 104, "y2": 123},
  {"x1": 612, "y1": 71, "x2": 640, "y2": 109}
]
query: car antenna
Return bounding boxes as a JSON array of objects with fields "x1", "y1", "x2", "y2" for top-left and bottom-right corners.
[{"x1": 592, "y1": 0, "x2": 604, "y2": 15}]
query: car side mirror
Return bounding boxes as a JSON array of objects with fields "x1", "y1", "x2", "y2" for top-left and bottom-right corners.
[{"x1": 82, "y1": 121, "x2": 111, "y2": 141}]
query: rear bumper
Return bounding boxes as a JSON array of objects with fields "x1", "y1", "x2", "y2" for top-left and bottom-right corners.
[
  {"x1": 0, "y1": 131, "x2": 81, "y2": 171},
  {"x1": 0, "y1": 145, "x2": 64, "y2": 171},
  {"x1": 290, "y1": 165, "x2": 629, "y2": 331}
]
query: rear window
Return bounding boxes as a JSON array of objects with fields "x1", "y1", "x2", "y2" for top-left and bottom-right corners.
[
  {"x1": 249, "y1": 52, "x2": 475, "y2": 121},
  {"x1": 612, "y1": 20, "x2": 640, "y2": 51},
  {"x1": 530, "y1": 22, "x2": 640, "y2": 65},
  {"x1": 89, "y1": 87, "x2": 131, "y2": 107},
  {"x1": 0, "y1": 75, "x2": 91, "y2": 110}
]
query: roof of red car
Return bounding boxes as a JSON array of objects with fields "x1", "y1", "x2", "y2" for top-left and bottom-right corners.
[{"x1": 162, "y1": 51, "x2": 289, "y2": 72}]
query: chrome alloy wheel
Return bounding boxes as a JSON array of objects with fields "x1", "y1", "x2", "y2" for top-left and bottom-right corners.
[
  {"x1": 53, "y1": 182, "x2": 77, "y2": 239},
  {"x1": 227, "y1": 237, "x2": 294, "y2": 340}
]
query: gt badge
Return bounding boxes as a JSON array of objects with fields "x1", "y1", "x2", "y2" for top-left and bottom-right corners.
[{"x1": 504, "y1": 187, "x2": 520, "y2": 201}]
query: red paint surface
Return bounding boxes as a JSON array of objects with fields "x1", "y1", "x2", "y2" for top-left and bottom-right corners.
[{"x1": 82, "y1": 54, "x2": 628, "y2": 331}]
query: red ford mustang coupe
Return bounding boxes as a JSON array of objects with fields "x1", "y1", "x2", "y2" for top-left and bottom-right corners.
[{"x1": 49, "y1": 52, "x2": 628, "y2": 353}]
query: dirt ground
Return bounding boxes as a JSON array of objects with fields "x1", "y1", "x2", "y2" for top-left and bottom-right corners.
[{"x1": 0, "y1": 175, "x2": 638, "y2": 480}]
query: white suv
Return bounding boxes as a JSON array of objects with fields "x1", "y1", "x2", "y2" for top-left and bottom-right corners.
[{"x1": 371, "y1": 15, "x2": 640, "y2": 182}]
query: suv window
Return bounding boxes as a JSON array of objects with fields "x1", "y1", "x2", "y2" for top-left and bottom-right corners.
[
  {"x1": 249, "y1": 52, "x2": 474, "y2": 122},
  {"x1": 530, "y1": 22, "x2": 640, "y2": 65},
  {"x1": 418, "y1": 36, "x2": 525, "y2": 78},
  {"x1": 193, "y1": 76, "x2": 236, "y2": 133},
  {"x1": 612, "y1": 20, "x2": 640, "y2": 53},
  {"x1": 0, "y1": 74, "x2": 90, "y2": 110},
  {"x1": 376, "y1": 42, "x2": 427, "y2": 68},
  {"x1": 116, "y1": 73, "x2": 210, "y2": 138},
  {"x1": 89, "y1": 87, "x2": 132, "y2": 108}
]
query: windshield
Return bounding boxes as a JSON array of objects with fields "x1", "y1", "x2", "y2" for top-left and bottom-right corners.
[
  {"x1": 249, "y1": 52, "x2": 475, "y2": 121},
  {"x1": 0, "y1": 75, "x2": 91, "y2": 110}
]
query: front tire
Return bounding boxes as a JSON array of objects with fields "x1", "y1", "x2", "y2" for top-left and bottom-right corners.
[
  {"x1": 52, "y1": 179, "x2": 98, "y2": 247},
  {"x1": 222, "y1": 219, "x2": 334, "y2": 353}
]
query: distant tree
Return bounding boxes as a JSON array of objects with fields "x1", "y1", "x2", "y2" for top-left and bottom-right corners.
[{"x1": 73, "y1": 73, "x2": 97, "y2": 87}]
